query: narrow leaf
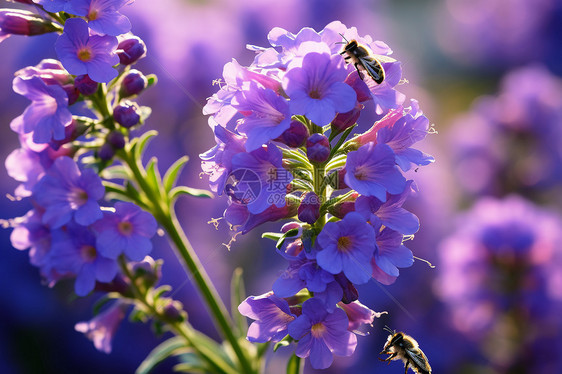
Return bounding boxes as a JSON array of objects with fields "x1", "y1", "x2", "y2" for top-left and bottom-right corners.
[
  {"x1": 145, "y1": 157, "x2": 162, "y2": 195},
  {"x1": 163, "y1": 156, "x2": 190, "y2": 193},
  {"x1": 135, "y1": 336, "x2": 187, "y2": 374},
  {"x1": 169, "y1": 186, "x2": 214, "y2": 202},
  {"x1": 286, "y1": 354, "x2": 301, "y2": 374},
  {"x1": 230, "y1": 268, "x2": 247, "y2": 337},
  {"x1": 133, "y1": 130, "x2": 158, "y2": 161}
]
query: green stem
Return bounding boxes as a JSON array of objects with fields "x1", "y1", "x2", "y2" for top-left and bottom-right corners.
[
  {"x1": 119, "y1": 258, "x2": 237, "y2": 374},
  {"x1": 118, "y1": 151, "x2": 255, "y2": 374}
]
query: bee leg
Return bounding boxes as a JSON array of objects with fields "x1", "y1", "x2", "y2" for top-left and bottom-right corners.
[
  {"x1": 404, "y1": 361, "x2": 410, "y2": 374},
  {"x1": 354, "y1": 63, "x2": 364, "y2": 80},
  {"x1": 378, "y1": 352, "x2": 397, "y2": 364}
]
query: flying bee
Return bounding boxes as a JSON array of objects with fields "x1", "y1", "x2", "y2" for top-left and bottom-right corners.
[
  {"x1": 339, "y1": 35, "x2": 395, "y2": 84},
  {"x1": 379, "y1": 326, "x2": 432, "y2": 374}
]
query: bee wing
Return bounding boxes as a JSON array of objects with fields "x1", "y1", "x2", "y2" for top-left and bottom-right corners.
[
  {"x1": 372, "y1": 54, "x2": 396, "y2": 64},
  {"x1": 405, "y1": 347, "x2": 432, "y2": 373},
  {"x1": 358, "y1": 56, "x2": 385, "y2": 84}
]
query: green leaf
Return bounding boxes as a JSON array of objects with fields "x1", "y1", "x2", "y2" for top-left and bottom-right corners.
[
  {"x1": 133, "y1": 130, "x2": 158, "y2": 161},
  {"x1": 286, "y1": 354, "x2": 301, "y2": 374},
  {"x1": 273, "y1": 335, "x2": 291, "y2": 352},
  {"x1": 100, "y1": 165, "x2": 130, "y2": 181},
  {"x1": 152, "y1": 285, "x2": 172, "y2": 300},
  {"x1": 163, "y1": 156, "x2": 190, "y2": 193},
  {"x1": 138, "y1": 106, "x2": 152, "y2": 124},
  {"x1": 230, "y1": 268, "x2": 247, "y2": 337},
  {"x1": 168, "y1": 186, "x2": 214, "y2": 202},
  {"x1": 173, "y1": 353, "x2": 209, "y2": 373},
  {"x1": 135, "y1": 336, "x2": 187, "y2": 374},
  {"x1": 145, "y1": 157, "x2": 162, "y2": 195}
]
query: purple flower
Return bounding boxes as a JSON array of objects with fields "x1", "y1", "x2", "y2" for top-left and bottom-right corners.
[
  {"x1": 12, "y1": 75, "x2": 72, "y2": 143},
  {"x1": 75, "y1": 301, "x2": 129, "y2": 353},
  {"x1": 338, "y1": 300, "x2": 385, "y2": 334},
  {"x1": 238, "y1": 292, "x2": 296, "y2": 343},
  {"x1": 316, "y1": 212, "x2": 376, "y2": 285},
  {"x1": 33, "y1": 0, "x2": 70, "y2": 13},
  {"x1": 288, "y1": 298, "x2": 357, "y2": 369},
  {"x1": 67, "y1": 0, "x2": 133, "y2": 36},
  {"x1": 233, "y1": 83, "x2": 291, "y2": 152},
  {"x1": 371, "y1": 221, "x2": 413, "y2": 280},
  {"x1": 344, "y1": 143, "x2": 407, "y2": 202},
  {"x1": 49, "y1": 222, "x2": 119, "y2": 296},
  {"x1": 273, "y1": 252, "x2": 335, "y2": 298},
  {"x1": 92, "y1": 202, "x2": 157, "y2": 261},
  {"x1": 376, "y1": 100, "x2": 434, "y2": 171},
  {"x1": 230, "y1": 144, "x2": 292, "y2": 214},
  {"x1": 32, "y1": 156, "x2": 105, "y2": 228},
  {"x1": 224, "y1": 201, "x2": 297, "y2": 234},
  {"x1": 355, "y1": 180, "x2": 420, "y2": 235},
  {"x1": 55, "y1": 18, "x2": 119, "y2": 83},
  {"x1": 284, "y1": 52, "x2": 357, "y2": 125},
  {"x1": 10, "y1": 209, "x2": 63, "y2": 285},
  {"x1": 200, "y1": 125, "x2": 246, "y2": 194}
]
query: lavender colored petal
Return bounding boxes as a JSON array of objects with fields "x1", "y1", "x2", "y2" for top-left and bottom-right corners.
[
  {"x1": 96, "y1": 228, "x2": 127, "y2": 259},
  {"x1": 90, "y1": 13, "x2": 131, "y2": 36},
  {"x1": 94, "y1": 256, "x2": 118, "y2": 282},
  {"x1": 75, "y1": 263, "x2": 96, "y2": 296},
  {"x1": 308, "y1": 338, "x2": 333, "y2": 369},
  {"x1": 124, "y1": 236, "x2": 152, "y2": 261},
  {"x1": 74, "y1": 200, "x2": 103, "y2": 226}
]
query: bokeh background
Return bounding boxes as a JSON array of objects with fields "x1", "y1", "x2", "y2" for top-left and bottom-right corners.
[{"x1": 1, "y1": 0, "x2": 561, "y2": 373}]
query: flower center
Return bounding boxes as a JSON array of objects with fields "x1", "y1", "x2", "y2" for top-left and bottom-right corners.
[
  {"x1": 308, "y1": 89, "x2": 322, "y2": 99},
  {"x1": 77, "y1": 47, "x2": 93, "y2": 62},
  {"x1": 87, "y1": 9, "x2": 99, "y2": 20},
  {"x1": 81, "y1": 245, "x2": 97, "y2": 262},
  {"x1": 353, "y1": 164, "x2": 371, "y2": 181},
  {"x1": 69, "y1": 188, "x2": 89, "y2": 209},
  {"x1": 337, "y1": 236, "x2": 352, "y2": 252},
  {"x1": 118, "y1": 221, "x2": 133, "y2": 236},
  {"x1": 311, "y1": 322, "x2": 326, "y2": 338}
]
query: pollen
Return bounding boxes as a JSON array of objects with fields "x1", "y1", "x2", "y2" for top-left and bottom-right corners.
[
  {"x1": 81, "y1": 245, "x2": 97, "y2": 261},
  {"x1": 337, "y1": 236, "x2": 353, "y2": 252},
  {"x1": 87, "y1": 9, "x2": 99, "y2": 20},
  {"x1": 118, "y1": 221, "x2": 133, "y2": 236},
  {"x1": 311, "y1": 322, "x2": 327, "y2": 338},
  {"x1": 77, "y1": 47, "x2": 93, "y2": 62},
  {"x1": 308, "y1": 89, "x2": 321, "y2": 99}
]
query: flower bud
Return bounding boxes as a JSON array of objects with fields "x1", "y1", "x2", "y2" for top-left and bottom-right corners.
[
  {"x1": 0, "y1": 9, "x2": 59, "y2": 37},
  {"x1": 74, "y1": 74, "x2": 98, "y2": 96},
  {"x1": 117, "y1": 36, "x2": 146, "y2": 65},
  {"x1": 327, "y1": 192, "x2": 358, "y2": 219},
  {"x1": 107, "y1": 131, "x2": 125, "y2": 150},
  {"x1": 113, "y1": 101, "x2": 140, "y2": 128},
  {"x1": 332, "y1": 103, "x2": 362, "y2": 133},
  {"x1": 162, "y1": 300, "x2": 186, "y2": 323},
  {"x1": 298, "y1": 191, "x2": 321, "y2": 224},
  {"x1": 335, "y1": 273, "x2": 359, "y2": 304},
  {"x1": 119, "y1": 69, "x2": 147, "y2": 98},
  {"x1": 280, "y1": 120, "x2": 309, "y2": 148},
  {"x1": 98, "y1": 143, "x2": 115, "y2": 161},
  {"x1": 62, "y1": 84, "x2": 79, "y2": 106},
  {"x1": 306, "y1": 133, "x2": 330, "y2": 163}
]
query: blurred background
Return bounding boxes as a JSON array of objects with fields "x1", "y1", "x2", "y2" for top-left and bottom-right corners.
[{"x1": 1, "y1": 0, "x2": 561, "y2": 373}]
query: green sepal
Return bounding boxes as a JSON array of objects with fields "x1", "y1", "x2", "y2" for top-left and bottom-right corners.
[
  {"x1": 135, "y1": 336, "x2": 188, "y2": 374},
  {"x1": 92, "y1": 293, "x2": 121, "y2": 316},
  {"x1": 100, "y1": 165, "x2": 130, "y2": 181},
  {"x1": 286, "y1": 354, "x2": 301, "y2": 374},
  {"x1": 138, "y1": 106, "x2": 152, "y2": 125},
  {"x1": 146, "y1": 74, "x2": 158, "y2": 88},
  {"x1": 273, "y1": 335, "x2": 292, "y2": 352},
  {"x1": 275, "y1": 228, "x2": 300, "y2": 249},
  {"x1": 261, "y1": 232, "x2": 283, "y2": 241},
  {"x1": 145, "y1": 157, "x2": 162, "y2": 196},
  {"x1": 131, "y1": 130, "x2": 158, "y2": 161},
  {"x1": 163, "y1": 156, "x2": 190, "y2": 193}
]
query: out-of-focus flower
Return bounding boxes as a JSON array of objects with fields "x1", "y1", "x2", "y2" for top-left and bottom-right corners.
[
  {"x1": 435, "y1": 196, "x2": 562, "y2": 370},
  {"x1": 75, "y1": 301, "x2": 129, "y2": 353},
  {"x1": 67, "y1": 0, "x2": 134, "y2": 36},
  {"x1": 32, "y1": 0, "x2": 70, "y2": 13},
  {"x1": 55, "y1": 18, "x2": 119, "y2": 83}
]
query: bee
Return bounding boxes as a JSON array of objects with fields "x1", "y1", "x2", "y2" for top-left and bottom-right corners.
[
  {"x1": 339, "y1": 35, "x2": 395, "y2": 84},
  {"x1": 379, "y1": 326, "x2": 432, "y2": 374}
]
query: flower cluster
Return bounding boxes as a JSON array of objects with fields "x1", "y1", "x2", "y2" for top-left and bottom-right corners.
[
  {"x1": 2, "y1": 0, "x2": 170, "y2": 353},
  {"x1": 449, "y1": 65, "x2": 562, "y2": 196},
  {"x1": 202, "y1": 22, "x2": 434, "y2": 369},
  {"x1": 434, "y1": 196, "x2": 562, "y2": 371}
]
